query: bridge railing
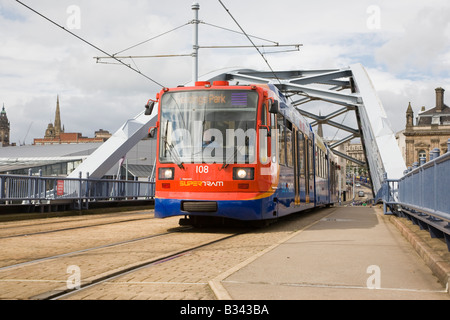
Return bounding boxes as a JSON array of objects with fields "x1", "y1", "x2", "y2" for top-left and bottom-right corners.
[
  {"x1": 398, "y1": 150, "x2": 450, "y2": 221},
  {"x1": 0, "y1": 170, "x2": 155, "y2": 209},
  {"x1": 381, "y1": 147, "x2": 450, "y2": 251}
]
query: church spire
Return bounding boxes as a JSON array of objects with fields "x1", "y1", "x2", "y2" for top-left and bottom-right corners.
[
  {"x1": 54, "y1": 95, "x2": 62, "y2": 135},
  {"x1": 406, "y1": 102, "x2": 414, "y2": 128}
]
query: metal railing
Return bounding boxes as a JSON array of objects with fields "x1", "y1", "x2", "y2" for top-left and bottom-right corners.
[
  {"x1": 380, "y1": 145, "x2": 450, "y2": 251},
  {"x1": 0, "y1": 170, "x2": 155, "y2": 209},
  {"x1": 398, "y1": 150, "x2": 450, "y2": 221}
]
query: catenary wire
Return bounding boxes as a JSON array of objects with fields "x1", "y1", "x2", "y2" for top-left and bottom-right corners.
[
  {"x1": 200, "y1": 21, "x2": 279, "y2": 45},
  {"x1": 113, "y1": 22, "x2": 191, "y2": 56},
  {"x1": 217, "y1": 0, "x2": 283, "y2": 86},
  {"x1": 15, "y1": 0, "x2": 165, "y2": 88}
]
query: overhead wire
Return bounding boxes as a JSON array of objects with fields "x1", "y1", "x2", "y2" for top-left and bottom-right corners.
[
  {"x1": 113, "y1": 22, "x2": 191, "y2": 56},
  {"x1": 15, "y1": 0, "x2": 165, "y2": 88},
  {"x1": 217, "y1": 0, "x2": 283, "y2": 86},
  {"x1": 200, "y1": 21, "x2": 279, "y2": 45},
  {"x1": 216, "y1": 0, "x2": 348, "y2": 142},
  {"x1": 16, "y1": 0, "x2": 303, "y2": 92},
  {"x1": 217, "y1": 0, "x2": 315, "y2": 129}
]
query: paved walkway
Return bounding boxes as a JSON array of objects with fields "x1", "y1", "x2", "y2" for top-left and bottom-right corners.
[{"x1": 210, "y1": 206, "x2": 450, "y2": 300}]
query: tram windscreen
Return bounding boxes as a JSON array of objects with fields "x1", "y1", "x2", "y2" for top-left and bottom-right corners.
[{"x1": 159, "y1": 90, "x2": 258, "y2": 165}]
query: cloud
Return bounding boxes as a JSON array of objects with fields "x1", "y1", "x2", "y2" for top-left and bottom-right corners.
[
  {"x1": 1, "y1": 0, "x2": 449, "y2": 147},
  {"x1": 375, "y1": 5, "x2": 450, "y2": 76}
]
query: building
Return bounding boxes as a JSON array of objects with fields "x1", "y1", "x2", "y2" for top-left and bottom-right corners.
[
  {"x1": 0, "y1": 95, "x2": 155, "y2": 178},
  {"x1": 33, "y1": 96, "x2": 111, "y2": 145},
  {"x1": 397, "y1": 87, "x2": 450, "y2": 168},
  {"x1": 0, "y1": 104, "x2": 10, "y2": 147},
  {"x1": 0, "y1": 139, "x2": 155, "y2": 178},
  {"x1": 345, "y1": 142, "x2": 365, "y2": 172}
]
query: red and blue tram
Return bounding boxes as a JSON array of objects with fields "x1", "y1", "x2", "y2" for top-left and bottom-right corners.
[{"x1": 147, "y1": 80, "x2": 339, "y2": 224}]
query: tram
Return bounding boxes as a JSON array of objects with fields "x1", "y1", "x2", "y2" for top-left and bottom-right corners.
[{"x1": 146, "y1": 80, "x2": 340, "y2": 225}]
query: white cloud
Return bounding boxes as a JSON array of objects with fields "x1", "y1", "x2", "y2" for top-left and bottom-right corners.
[
  {"x1": 375, "y1": 5, "x2": 450, "y2": 76},
  {"x1": 1, "y1": 0, "x2": 449, "y2": 146}
]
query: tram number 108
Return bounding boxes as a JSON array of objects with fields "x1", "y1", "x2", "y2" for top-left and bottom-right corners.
[{"x1": 196, "y1": 165, "x2": 209, "y2": 174}]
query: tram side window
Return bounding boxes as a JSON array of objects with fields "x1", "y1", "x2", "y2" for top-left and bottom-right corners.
[
  {"x1": 320, "y1": 150, "x2": 326, "y2": 178},
  {"x1": 320, "y1": 149, "x2": 324, "y2": 178},
  {"x1": 315, "y1": 146, "x2": 319, "y2": 177},
  {"x1": 278, "y1": 115, "x2": 286, "y2": 166},
  {"x1": 271, "y1": 114, "x2": 277, "y2": 163},
  {"x1": 308, "y1": 140, "x2": 314, "y2": 178},
  {"x1": 298, "y1": 133, "x2": 305, "y2": 177},
  {"x1": 259, "y1": 102, "x2": 269, "y2": 164},
  {"x1": 316, "y1": 148, "x2": 320, "y2": 178},
  {"x1": 285, "y1": 124, "x2": 293, "y2": 167},
  {"x1": 320, "y1": 149, "x2": 323, "y2": 178},
  {"x1": 323, "y1": 152, "x2": 326, "y2": 178},
  {"x1": 260, "y1": 102, "x2": 268, "y2": 125}
]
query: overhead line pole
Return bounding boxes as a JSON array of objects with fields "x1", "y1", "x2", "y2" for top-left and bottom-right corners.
[{"x1": 192, "y1": 2, "x2": 200, "y2": 83}]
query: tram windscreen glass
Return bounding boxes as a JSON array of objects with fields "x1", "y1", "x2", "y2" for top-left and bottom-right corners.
[{"x1": 159, "y1": 90, "x2": 258, "y2": 164}]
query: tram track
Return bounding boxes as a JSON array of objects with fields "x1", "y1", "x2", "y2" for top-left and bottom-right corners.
[
  {"x1": 0, "y1": 215, "x2": 155, "y2": 240},
  {"x1": 0, "y1": 227, "x2": 190, "y2": 272},
  {"x1": 0, "y1": 211, "x2": 155, "y2": 239},
  {"x1": 0, "y1": 213, "x2": 250, "y2": 300},
  {"x1": 0, "y1": 207, "x2": 335, "y2": 300},
  {"x1": 0, "y1": 214, "x2": 181, "y2": 273},
  {"x1": 44, "y1": 231, "x2": 247, "y2": 300}
]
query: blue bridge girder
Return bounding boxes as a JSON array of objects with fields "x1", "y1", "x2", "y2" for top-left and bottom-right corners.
[
  {"x1": 65, "y1": 63, "x2": 405, "y2": 199},
  {"x1": 205, "y1": 63, "x2": 407, "y2": 198}
]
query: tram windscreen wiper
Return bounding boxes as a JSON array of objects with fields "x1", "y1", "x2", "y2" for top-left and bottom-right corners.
[
  {"x1": 161, "y1": 119, "x2": 184, "y2": 169},
  {"x1": 221, "y1": 146, "x2": 242, "y2": 169},
  {"x1": 163, "y1": 137, "x2": 185, "y2": 169},
  {"x1": 221, "y1": 130, "x2": 250, "y2": 169}
]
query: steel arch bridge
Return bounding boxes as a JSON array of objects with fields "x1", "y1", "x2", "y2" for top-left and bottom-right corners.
[
  {"x1": 69, "y1": 64, "x2": 406, "y2": 200},
  {"x1": 204, "y1": 63, "x2": 406, "y2": 197}
]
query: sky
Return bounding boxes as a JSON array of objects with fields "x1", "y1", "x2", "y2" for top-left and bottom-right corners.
[{"x1": 1, "y1": 0, "x2": 449, "y2": 145}]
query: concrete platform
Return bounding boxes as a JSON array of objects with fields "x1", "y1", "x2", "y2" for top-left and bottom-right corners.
[{"x1": 210, "y1": 206, "x2": 450, "y2": 300}]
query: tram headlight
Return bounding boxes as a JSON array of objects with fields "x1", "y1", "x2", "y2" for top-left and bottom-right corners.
[
  {"x1": 237, "y1": 169, "x2": 247, "y2": 179},
  {"x1": 159, "y1": 167, "x2": 174, "y2": 180},
  {"x1": 233, "y1": 168, "x2": 254, "y2": 180}
]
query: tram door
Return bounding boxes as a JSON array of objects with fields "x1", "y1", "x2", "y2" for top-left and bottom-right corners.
[
  {"x1": 293, "y1": 129, "x2": 299, "y2": 205},
  {"x1": 305, "y1": 138, "x2": 312, "y2": 203},
  {"x1": 297, "y1": 132, "x2": 306, "y2": 203}
]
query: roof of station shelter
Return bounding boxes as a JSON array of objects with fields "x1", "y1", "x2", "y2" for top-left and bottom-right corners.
[
  {"x1": 0, "y1": 139, "x2": 156, "y2": 176},
  {"x1": 0, "y1": 143, "x2": 102, "y2": 173}
]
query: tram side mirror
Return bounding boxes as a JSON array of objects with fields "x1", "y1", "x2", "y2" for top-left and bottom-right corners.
[
  {"x1": 259, "y1": 125, "x2": 271, "y2": 137},
  {"x1": 269, "y1": 99, "x2": 279, "y2": 114},
  {"x1": 148, "y1": 126, "x2": 157, "y2": 138},
  {"x1": 145, "y1": 100, "x2": 156, "y2": 115}
]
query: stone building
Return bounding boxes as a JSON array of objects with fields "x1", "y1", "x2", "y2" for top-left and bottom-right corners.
[
  {"x1": 346, "y1": 143, "x2": 365, "y2": 168},
  {"x1": 0, "y1": 104, "x2": 10, "y2": 147},
  {"x1": 397, "y1": 87, "x2": 450, "y2": 167}
]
